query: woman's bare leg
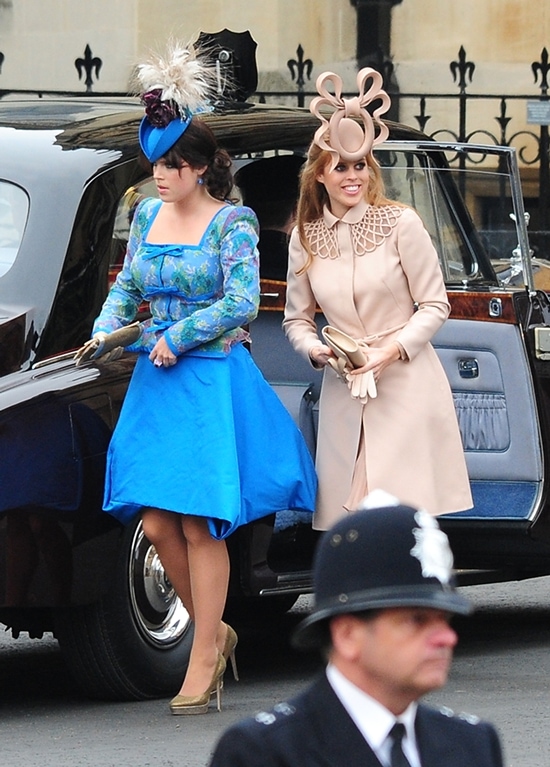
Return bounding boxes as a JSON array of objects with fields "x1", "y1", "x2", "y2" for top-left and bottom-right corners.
[
  {"x1": 141, "y1": 509, "x2": 230, "y2": 698},
  {"x1": 178, "y1": 515, "x2": 229, "y2": 697},
  {"x1": 141, "y1": 507, "x2": 194, "y2": 619}
]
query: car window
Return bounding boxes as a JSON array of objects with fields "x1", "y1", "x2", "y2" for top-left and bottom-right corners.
[
  {"x1": 109, "y1": 147, "x2": 524, "y2": 292},
  {"x1": 236, "y1": 147, "x2": 502, "y2": 288},
  {"x1": 0, "y1": 181, "x2": 28, "y2": 278},
  {"x1": 376, "y1": 149, "x2": 492, "y2": 285},
  {"x1": 443, "y1": 165, "x2": 522, "y2": 286},
  {"x1": 110, "y1": 179, "x2": 158, "y2": 271}
]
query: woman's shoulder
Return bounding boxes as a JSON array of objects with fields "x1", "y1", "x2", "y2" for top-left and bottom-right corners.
[
  {"x1": 366, "y1": 202, "x2": 426, "y2": 231},
  {"x1": 387, "y1": 205, "x2": 422, "y2": 223},
  {"x1": 133, "y1": 196, "x2": 161, "y2": 227},
  {"x1": 390, "y1": 203, "x2": 429, "y2": 231},
  {"x1": 370, "y1": 201, "x2": 405, "y2": 217},
  {"x1": 213, "y1": 203, "x2": 259, "y2": 232},
  {"x1": 135, "y1": 196, "x2": 161, "y2": 214},
  {"x1": 302, "y1": 215, "x2": 325, "y2": 235}
]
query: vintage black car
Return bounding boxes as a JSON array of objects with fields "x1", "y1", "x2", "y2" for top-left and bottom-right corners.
[{"x1": 2, "y1": 93, "x2": 550, "y2": 700}]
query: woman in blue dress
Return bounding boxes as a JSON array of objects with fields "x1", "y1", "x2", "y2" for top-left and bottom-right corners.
[{"x1": 90, "y1": 45, "x2": 317, "y2": 716}]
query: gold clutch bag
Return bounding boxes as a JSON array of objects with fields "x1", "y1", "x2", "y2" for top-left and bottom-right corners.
[{"x1": 74, "y1": 322, "x2": 142, "y2": 366}]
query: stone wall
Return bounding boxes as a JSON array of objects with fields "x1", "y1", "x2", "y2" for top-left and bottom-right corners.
[{"x1": 0, "y1": 0, "x2": 356, "y2": 93}]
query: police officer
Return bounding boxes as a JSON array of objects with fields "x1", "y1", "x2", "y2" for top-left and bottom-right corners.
[{"x1": 208, "y1": 493, "x2": 504, "y2": 767}]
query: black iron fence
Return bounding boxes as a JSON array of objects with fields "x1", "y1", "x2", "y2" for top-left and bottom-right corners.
[
  {"x1": 256, "y1": 46, "x2": 550, "y2": 258},
  {"x1": 1, "y1": 43, "x2": 550, "y2": 255}
]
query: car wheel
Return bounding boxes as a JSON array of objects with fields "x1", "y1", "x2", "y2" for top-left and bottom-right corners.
[{"x1": 54, "y1": 519, "x2": 192, "y2": 700}]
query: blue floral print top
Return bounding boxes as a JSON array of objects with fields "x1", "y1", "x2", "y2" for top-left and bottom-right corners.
[{"x1": 93, "y1": 198, "x2": 260, "y2": 356}]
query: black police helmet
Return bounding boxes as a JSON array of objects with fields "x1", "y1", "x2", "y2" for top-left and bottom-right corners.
[{"x1": 292, "y1": 497, "x2": 471, "y2": 649}]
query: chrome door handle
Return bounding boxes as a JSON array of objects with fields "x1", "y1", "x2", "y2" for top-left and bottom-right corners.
[{"x1": 458, "y1": 358, "x2": 479, "y2": 379}]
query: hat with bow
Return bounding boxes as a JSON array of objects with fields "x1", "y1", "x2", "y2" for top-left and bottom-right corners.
[{"x1": 309, "y1": 68, "x2": 391, "y2": 170}]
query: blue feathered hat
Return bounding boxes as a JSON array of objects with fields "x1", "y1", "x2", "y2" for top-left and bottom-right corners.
[{"x1": 136, "y1": 42, "x2": 216, "y2": 162}]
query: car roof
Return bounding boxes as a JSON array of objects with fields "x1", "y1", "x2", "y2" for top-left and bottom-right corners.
[
  {"x1": 0, "y1": 96, "x2": 143, "y2": 126},
  {"x1": 0, "y1": 96, "x2": 435, "y2": 344},
  {"x1": 0, "y1": 96, "x2": 430, "y2": 158}
]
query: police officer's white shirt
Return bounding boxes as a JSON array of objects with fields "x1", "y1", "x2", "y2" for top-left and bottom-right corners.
[{"x1": 326, "y1": 664, "x2": 421, "y2": 767}]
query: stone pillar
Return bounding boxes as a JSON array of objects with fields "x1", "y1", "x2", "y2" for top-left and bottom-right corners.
[{"x1": 349, "y1": 0, "x2": 403, "y2": 117}]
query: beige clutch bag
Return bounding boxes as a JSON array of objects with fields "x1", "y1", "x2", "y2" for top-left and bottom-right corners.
[
  {"x1": 321, "y1": 325, "x2": 367, "y2": 369},
  {"x1": 74, "y1": 322, "x2": 142, "y2": 366},
  {"x1": 321, "y1": 325, "x2": 377, "y2": 403}
]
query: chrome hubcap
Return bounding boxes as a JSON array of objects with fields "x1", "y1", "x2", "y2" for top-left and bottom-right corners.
[{"x1": 128, "y1": 522, "x2": 190, "y2": 646}]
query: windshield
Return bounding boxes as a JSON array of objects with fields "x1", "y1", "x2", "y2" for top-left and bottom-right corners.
[
  {"x1": 0, "y1": 181, "x2": 28, "y2": 278},
  {"x1": 374, "y1": 146, "x2": 528, "y2": 287},
  {"x1": 112, "y1": 144, "x2": 532, "y2": 292}
]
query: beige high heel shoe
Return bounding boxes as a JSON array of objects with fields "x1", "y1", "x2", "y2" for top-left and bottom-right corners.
[
  {"x1": 169, "y1": 653, "x2": 226, "y2": 715},
  {"x1": 221, "y1": 623, "x2": 239, "y2": 681}
]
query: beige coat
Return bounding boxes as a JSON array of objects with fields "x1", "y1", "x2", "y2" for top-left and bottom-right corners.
[{"x1": 283, "y1": 200, "x2": 473, "y2": 529}]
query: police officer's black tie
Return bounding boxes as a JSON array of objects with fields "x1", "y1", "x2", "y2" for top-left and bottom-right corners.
[{"x1": 389, "y1": 723, "x2": 412, "y2": 767}]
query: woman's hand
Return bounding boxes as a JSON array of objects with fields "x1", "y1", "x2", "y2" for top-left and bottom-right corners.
[
  {"x1": 150, "y1": 337, "x2": 178, "y2": 368},
  {"x1": 309, "y1": 344, "x2": 337, "y2": 369},
  {"x1": 347, "y1": 342, "x2": 401, "y2": 383}
]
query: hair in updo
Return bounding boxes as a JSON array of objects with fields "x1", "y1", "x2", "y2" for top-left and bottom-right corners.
[{"x1": 162, "y1": 117, "x2": 233, "y2": 201}]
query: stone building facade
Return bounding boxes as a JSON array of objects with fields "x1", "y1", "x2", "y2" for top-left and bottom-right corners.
[
  {"x1": 0, "y1": 1, "x2": 548, "y2": 104},
  {"x1": 0, "y1": 0, "x2": 356, "y2": 93},
  {"x1": 0, "y1": 0, "x2": 549, "y2": 182}
]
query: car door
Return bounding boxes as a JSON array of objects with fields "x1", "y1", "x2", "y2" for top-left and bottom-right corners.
[
  {"x1": 249, "y1": 142, "x2": 550, "y2": 577},
  {"x1": 381, "y1": 143, "x2": 544, "y2": 529}
]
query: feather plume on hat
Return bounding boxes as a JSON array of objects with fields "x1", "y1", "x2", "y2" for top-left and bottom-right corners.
[{"x1": 135, "y1": 41, "x2": 217, "y2": 127}]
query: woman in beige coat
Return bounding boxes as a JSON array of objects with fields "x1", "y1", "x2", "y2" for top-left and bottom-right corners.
[{"x1": 283, "y1": 69, "x2": 472, "y2": 530}]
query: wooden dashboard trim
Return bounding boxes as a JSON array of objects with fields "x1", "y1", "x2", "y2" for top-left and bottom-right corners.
[
  {"x1": 447, "y1": 291, "x2": 517, "y2": 323},
  {"x1": 259, "y1": 281, "x2": 518, "y2": 325}
]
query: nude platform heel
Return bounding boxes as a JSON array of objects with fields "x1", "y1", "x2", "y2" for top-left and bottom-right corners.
[
  {"x1": 222, "y1": 623, "x2": 239, "y2": 681},
  {"x1": 169, "y1": 653, "x2": 226, "y2": 715}
]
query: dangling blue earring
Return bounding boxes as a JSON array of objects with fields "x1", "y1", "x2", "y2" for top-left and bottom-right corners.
[{"x1": 197, "y1": 177, "x2": 204, "y2": 185}]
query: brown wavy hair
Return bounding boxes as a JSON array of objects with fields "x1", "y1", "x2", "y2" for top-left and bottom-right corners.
[{"x1": 296, "y1": 144, "x2": 396, "y2": 272}]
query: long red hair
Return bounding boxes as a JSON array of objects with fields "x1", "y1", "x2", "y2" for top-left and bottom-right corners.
[{"x1": 296, "y1": 144, "x2": 397, "y2": 272}]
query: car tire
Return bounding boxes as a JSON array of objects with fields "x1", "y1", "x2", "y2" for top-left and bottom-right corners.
[{"x1": 54, "y1": 519, "x2": 193, "y2": 701}]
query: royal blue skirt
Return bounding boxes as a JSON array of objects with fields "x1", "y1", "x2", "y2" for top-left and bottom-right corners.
[{"x1": 103, "y1": 343, "x2": 317, "y2": 539}]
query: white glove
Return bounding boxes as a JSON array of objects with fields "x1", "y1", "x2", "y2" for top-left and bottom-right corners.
[
  {"x1": 326, "y1": 355, "x2": 350, "y2": 381},
  {"x1": 74, "y1": 333, "x2": 103, "y2": 366},
  {"x1": 346, "y1": 369, "x2": 377, "y2": 405},
  {"x1": 91, "y1": 332, "x2": 124, "y2": 364}
]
